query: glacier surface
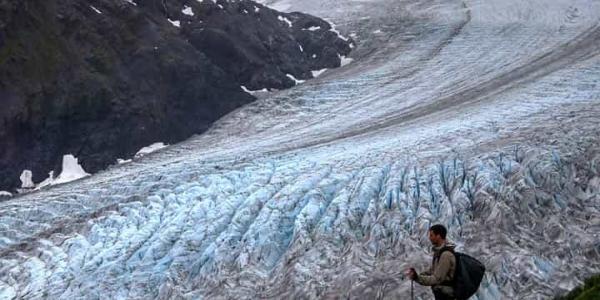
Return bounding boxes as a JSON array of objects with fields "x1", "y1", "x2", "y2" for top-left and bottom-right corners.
[{"x1": 2, "y1": 0, "x2": 600, "y2": 299}]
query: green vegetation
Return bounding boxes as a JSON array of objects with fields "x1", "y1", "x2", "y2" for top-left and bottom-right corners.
[{"x1": 555, "y1": 274, "x2": 600, "y2": 300}]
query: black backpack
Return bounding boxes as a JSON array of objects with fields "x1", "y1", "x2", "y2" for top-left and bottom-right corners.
[{"x1": 438, "y1": 248, "x2": 486, "y2": 300}]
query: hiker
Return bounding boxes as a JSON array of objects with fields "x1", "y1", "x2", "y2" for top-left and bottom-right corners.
[{"x1": 407, "y1": 224, "x2": 456, "y2": 300}]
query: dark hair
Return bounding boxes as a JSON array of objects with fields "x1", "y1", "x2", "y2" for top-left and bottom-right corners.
[{"x1": 429, "y1": 224, "x2": 447, "y2": 239}]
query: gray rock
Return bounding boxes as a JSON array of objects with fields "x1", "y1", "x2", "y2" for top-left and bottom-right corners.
[{"x1": 0, "y1": 0, "x2": 352, "y2": 192}]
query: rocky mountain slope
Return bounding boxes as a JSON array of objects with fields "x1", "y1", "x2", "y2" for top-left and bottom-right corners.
[{"x1": 0, "y1": 0, "x2": 352, "y2": 192}]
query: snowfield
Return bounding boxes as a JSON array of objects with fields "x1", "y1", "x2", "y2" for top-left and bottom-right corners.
[{"x1": 1, "y1": 0, "x2": 600, "y2": 299}]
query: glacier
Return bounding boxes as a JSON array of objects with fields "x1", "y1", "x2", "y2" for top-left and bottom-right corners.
[{"x1": 1, "y1": 0, "x2": 600, "y2": 299}]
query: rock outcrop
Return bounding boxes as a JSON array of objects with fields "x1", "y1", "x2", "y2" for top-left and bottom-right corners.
[{"x1": 0, "y1": 0, "x2": 352, "y2": 192}]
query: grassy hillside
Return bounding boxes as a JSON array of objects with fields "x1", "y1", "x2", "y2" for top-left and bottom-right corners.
[{"x1": 555, "y1": 274, "x2": 600, "y2": 300}]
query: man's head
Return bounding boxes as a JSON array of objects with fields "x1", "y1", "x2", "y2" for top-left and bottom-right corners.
[{"x1": 428, "y1": 224, "x2": 447, "y2": 246}]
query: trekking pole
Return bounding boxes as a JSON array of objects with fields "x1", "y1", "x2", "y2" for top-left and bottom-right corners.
[{"x1": 411, "y1": 280, "x2": 414, "y2": 300}]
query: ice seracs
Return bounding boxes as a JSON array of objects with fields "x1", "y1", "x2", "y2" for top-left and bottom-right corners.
[
  {"x1": 52, "y1": 155, "x2": 91, "y2": 185},
  {"x1": 17, "y1": 155, "x2": 91, "y2": 192},
  {"x1": 19, "y1": 170, "x2": 35, "y2": 189}
]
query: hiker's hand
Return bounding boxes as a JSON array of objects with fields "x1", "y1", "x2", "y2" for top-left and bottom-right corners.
[{"x1": 406, "y1": 268, "x2": 418, "y2": 280}]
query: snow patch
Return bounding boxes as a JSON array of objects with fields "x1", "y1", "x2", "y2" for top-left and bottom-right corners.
[
  {"x1": 338, "y1": 54, "x2": 353, "y2": 66},
  {"x1": 278, "y1": 15, "x2": 293, "y2": 27},
  {"x1": 286, "y1": 74, "x2": 306, "y2": 85},
  {"x1": 182, "y1": 6, "x2": 194, "y2": 16},
  {"x1": 311, "y1": 69, "x2": 328, "y2": 78},
  {"x1": 304, "y1": 26, "x2": 321, "y2": 31},
  {"x1": 135, "y1": 142, "x2": 168, "y2": 158},
  {"x1": 241, "y1": 86, "x2": 254, "y2": 94},
  {"x1": 168, "y1": 19, "x2": 181, "y2": 28},
  {"x1": 0, "y1": 191, "x2": 12, "y2": 198},
  {"x1": 253, "y1": 0, "x2": 290, "y2": 11},
  {"x1": 117, "y1": 159, "x2": 133, "y2": 165},
  {"x1": 90, "y1": 6, "x2": 102, "y2": 14},
  {"x1": 123, "y1": 0, "x2": 137, "y2": 6},
  {"x1": 241, "y1": 86, "x2": 269, "y2": 94},
  {"x1": 327, "y1": 21, "x2": 350, "y2": 41}
]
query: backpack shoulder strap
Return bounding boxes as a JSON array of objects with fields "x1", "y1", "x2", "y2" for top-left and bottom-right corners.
[
  {"x1": 440, "y1": 246, "x2": 455, "y2": 254},
  {"x1": 434, "y1": 246, "x2": 455, "y2": 261},
  {"x1": 435, "y1": 247, "x2": 457, "y2": 286}
]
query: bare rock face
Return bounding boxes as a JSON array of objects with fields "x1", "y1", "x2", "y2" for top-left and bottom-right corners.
[
  {"x1": 0, "y1": 0, "x2": 352, "y2": 192},
  {"x1": 174, "y1": 0, "x2": 352, "y2": 90}
]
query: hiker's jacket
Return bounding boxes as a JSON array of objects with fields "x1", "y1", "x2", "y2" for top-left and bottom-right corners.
[{"x1": 416, "y1": 242, "x2": 456, "y2": 297}]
